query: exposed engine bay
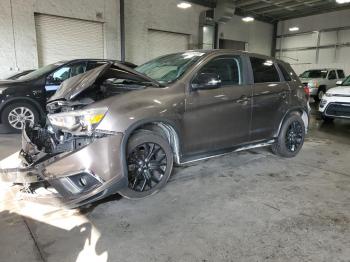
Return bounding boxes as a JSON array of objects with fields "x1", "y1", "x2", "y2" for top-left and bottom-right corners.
[
  {"x1": 46, "y1": 62, "x2": 159, "y2": 114},
  {"x1": 21, "y1": 63, "x2": 158, "y2": 166},
  {"x1": 21, "y1": 123, "x2": 97, "y2": 166}
]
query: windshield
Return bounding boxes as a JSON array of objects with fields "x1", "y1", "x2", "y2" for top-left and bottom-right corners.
[
  {"x1": 18, "y1": 62, "x2": 64, "y2": 80},
  {"x1": 300, "y1": 70, "x2": 328, "y2": 79},
  {"x1": 135, "y1": 52, "x2": 205, "y2": 84},
  {"x1": 341, "y1": 75, "x2": 350, "y2": 86}
]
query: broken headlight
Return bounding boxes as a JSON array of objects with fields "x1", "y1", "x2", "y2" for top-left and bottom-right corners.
[{"x1": 48, "y1": 107, "x2": 108, "y2": 133}]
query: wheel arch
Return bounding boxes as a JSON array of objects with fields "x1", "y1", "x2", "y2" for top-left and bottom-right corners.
[
  {"x1": 0, "y1": 97, "x2": 45, "y2": 124},
  {"x1": 275, "y1": 107, "x2": 309, "y2": 137},
  {"x1": 120, "y1": 118, "x2": 182, "y2": 179}
]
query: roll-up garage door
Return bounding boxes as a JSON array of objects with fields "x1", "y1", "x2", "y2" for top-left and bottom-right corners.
[
  {"x1": 147, "y1": 29, "x2": 189, "y2": 60},
  {"x1": 35, "y1": 14, "x2": 104, "y2": 66}
]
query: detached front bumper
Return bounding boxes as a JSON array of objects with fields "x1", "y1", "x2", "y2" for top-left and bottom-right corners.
[{"x1": 0, "y1": 129, "x2": 128, "y2": 207}]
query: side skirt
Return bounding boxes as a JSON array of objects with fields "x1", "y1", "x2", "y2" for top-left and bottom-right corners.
[{"x1": 179, "y1": 139, "x2": 275, "y2": 165}]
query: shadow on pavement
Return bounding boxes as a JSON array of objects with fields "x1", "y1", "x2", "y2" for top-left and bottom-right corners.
[{"x1": 0, "y1": 209, "x2": 110, "y2": 262}]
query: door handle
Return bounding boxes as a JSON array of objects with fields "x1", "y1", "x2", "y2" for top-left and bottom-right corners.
[{"x1": 236, "y1": 95, "x2": 250, "y2": 104}]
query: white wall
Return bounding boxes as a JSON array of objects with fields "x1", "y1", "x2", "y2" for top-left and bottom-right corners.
[
  {"x1": 0, "y1": 0, "x2": 274, "y2": 78},
  {"x1": 0, "y1": 0, "x2": 120, "y2": 78},
  {"x1": 276, "y1": 9, "x2": 350, "y2": 75},
  {"x1": 0, "y1": 0, "x2": 37, "y2": 78},
  {"x1": 124, "y1": 0, "x2": 207, "y2": 65},
  {"x1": 218, "y1": 16, "x2": 274, "y2": 56}
]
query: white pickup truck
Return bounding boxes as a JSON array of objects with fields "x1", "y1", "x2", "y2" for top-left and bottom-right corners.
[{"x1": 299, "y1": 68, "x2": 346, "y2": 101}]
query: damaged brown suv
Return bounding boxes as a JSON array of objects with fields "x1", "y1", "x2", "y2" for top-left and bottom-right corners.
[{"x1": 0, "y1": 50, "x2": 309, "y2": 207}]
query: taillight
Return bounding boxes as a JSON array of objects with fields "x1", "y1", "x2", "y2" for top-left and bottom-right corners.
[{"x1": 304, "y1": 86, "x2": 310, "y2": 97}]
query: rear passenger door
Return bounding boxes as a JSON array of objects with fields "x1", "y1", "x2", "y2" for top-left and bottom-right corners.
[{"x1": 249, "y1": 57, "x2": 290, "y2": 141}]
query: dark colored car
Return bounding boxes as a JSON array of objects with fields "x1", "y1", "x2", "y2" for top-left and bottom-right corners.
[
  {"x1": 0, "y1": 59, "x2": 137, "y2": 132},
  {"x1": 5, "y1": 70, "x2": 35, "y2": 80},
  {"x1": 0, "y1": 50, "x2": 309, "y2": 207}
]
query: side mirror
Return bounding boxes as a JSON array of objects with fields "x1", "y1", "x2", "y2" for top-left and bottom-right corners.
[
  {"x1": 192, "y1": 73, "x2": 221, "y2": 90},
  {"x1": 336, "y1": 80, "x2": 343, "y2": 86}
]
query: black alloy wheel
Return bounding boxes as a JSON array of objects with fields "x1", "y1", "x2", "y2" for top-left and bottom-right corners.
[
  {"x1": 119, "y1": 130, "x2": 174, "y2": 199},
  {"x1": 272, "y1": 114, "x2": 305, "y2": 158},
  {"x1": 127, "y1": 142, "x2": 167, "y2": 192},
  {"x1": 285, "y1": 120, "x2": 304, "y2": 153}
]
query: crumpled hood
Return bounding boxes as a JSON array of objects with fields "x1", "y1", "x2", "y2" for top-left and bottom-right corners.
[
  {"x1": 48, "y1": 62, "x2": 160, "y2": 102},
  {"x1": 327, "y1": 86, "x2": 350, "y2": 96}
]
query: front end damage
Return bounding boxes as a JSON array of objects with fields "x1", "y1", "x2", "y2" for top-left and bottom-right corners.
[
  {"x1": 0, "y1": 63, "x2": 159, "y2": 207},
  {"x1": 0, "y1": 123, "x2": 127, "y2": 208}
]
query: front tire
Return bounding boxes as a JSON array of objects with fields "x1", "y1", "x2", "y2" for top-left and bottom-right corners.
[
  {"x1": 272, "y1": 114, "x2": 305, "y2": 158},
  {"x1": 119, "y1": 130, "x2": 174, "y2": 199},
  {"x1": 314, "y1": 87, "x2": 326, "y2": 102},
  {"x1": 1, "y1": 102, "x2": 39, "y2": 133}
]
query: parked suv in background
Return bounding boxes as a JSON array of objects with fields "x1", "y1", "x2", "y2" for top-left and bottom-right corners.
[
  {"x1": 319, "y1": 74, "x2": 350, "y2": 121},
  {"x1": 0, "y1": 50, "x2": 309, "y2": 207},
  {"x1": 299, "y1": 68, "x2": 345, "y2": 102},
  {"x1": 0, "y1": 59, "x2": 137, "y2": 132}
]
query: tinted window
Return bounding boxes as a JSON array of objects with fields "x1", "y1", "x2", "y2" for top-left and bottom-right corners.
[
  {"x1": 300, "y1": 70, "x2": 327, "y2": 78},
  {"x1": 337, "y1": 70, "x2": 345, "y2": 79},
  {"x1": 250, "y1": 57, "x2": 280, "y2": 83},
  {"x1": 194, "y1": 56, "x2": 242, "y2": 86},
  {"x1": 277, "y1": 63, "x2": 292, "y2": 81},
  {"x1": 328, "y1": 70, "x2": 336, "y2": 80}
]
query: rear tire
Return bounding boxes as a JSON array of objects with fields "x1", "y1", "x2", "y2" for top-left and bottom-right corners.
[
  {"x1": 1, "y1": 102, "x2": 39, "y2": 133},
  {"x1": 314, "y1": 87, "x2": 326, "y2": 102},
  {"x1": 272, "y1": 114, "x2": 305, "y2": 158},
  {"x1": 119, "y1": 130, "x2": 174, "y2": 199}
]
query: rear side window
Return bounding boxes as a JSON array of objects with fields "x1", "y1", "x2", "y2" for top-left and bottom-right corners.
[
  {"x1": 250, "y1": 57, "x2": 280, "y2": 83},
  {"x1": 337, "y1": 70, "x2": 345, "y2": 79},
  {"x1": 328, "y1": 70, "x2": 336, "y2": 80},
  {"x1": 277, "y1": 63, "x2": 292, "y2": 81}
]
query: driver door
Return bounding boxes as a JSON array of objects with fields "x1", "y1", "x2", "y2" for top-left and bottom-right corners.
[{"x1": 183, "y1": 55, "x2": 252, "y2": 156}]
